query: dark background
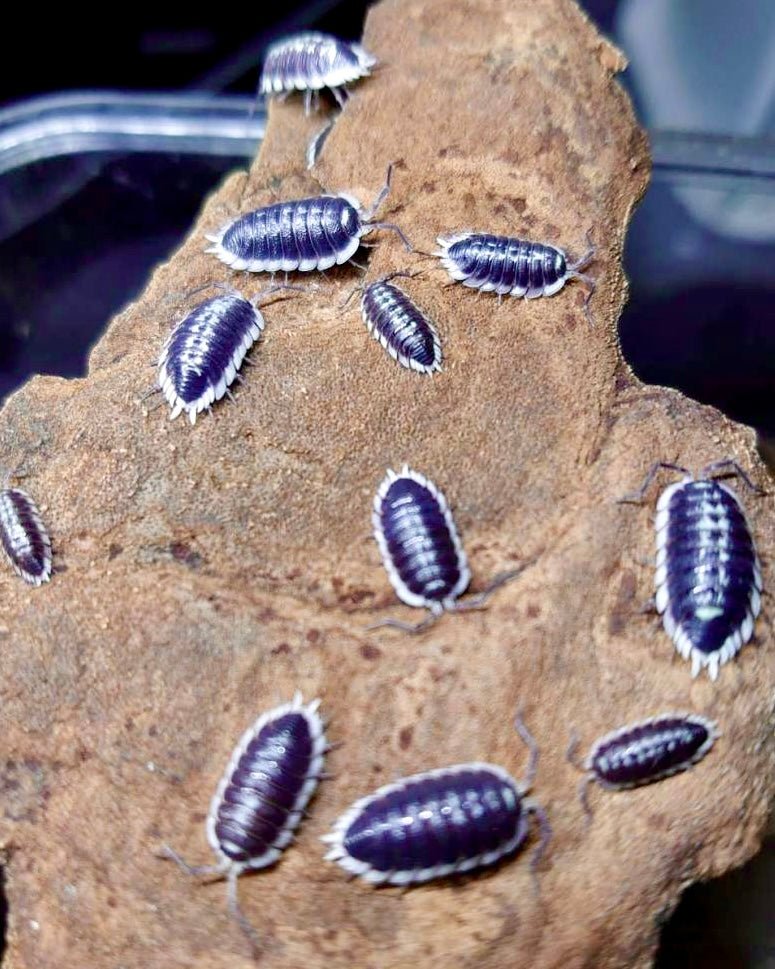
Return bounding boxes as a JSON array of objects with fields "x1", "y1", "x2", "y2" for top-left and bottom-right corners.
[{"x1": 0, "y1": 2, "x2": 773, "y2": 967}]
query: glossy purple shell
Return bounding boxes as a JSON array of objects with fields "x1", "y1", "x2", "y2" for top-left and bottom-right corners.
[
  {"x1": 587, "y1": 714, "x2": 718, "y2": 790},
  {"x1": 0, "y1": 487, "x2": 52, "y2": 586},
  {"x1": 158, "y1": 293, "x2": 263, "y2": 424},
  {"x1": 436, "y1": 233, "x2": 568, "y2": 298},
  {"x1": 259, "y1": 32, "x2": 376, "y2": 96},
  {"x1": 324, "y1": 763, "x2": 530, "y2": 885},
  {"x1": 361, "y1": 280, "x2": 442, "y2": 373},
  {"x1": 207, "y1": 196, "x2": 364, "y2": 274},
  {"x1": 655, "y1": 477, "x2": 762, "y2": 679},
  {"x1": 207, "y1": 695, "x2": 327, "y2": 872},
  {"x1": 372, "y1": 465, "x2": 470, "y2": 613}
]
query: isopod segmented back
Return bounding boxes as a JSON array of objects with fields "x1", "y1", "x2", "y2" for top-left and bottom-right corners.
[
  {"x1": 206, "y1": 165, "x2": 411, "y2": 275},
  {"x1": 161, "y1": 693, "x2": 329, "y2": 950},
  {"x1": 157, "y1": 293, "x2": 264, "y2": 424},
  {"x1": 260, "y1": 32, "x2": 376, "y2": 107},
  {"x1": 435, "y1": 231, "x2": 596, "y2": 322},
  {"x1": 361, "y1": 279, "x2": 442, "y2": 373},
  {"x1": 323, "y1": 715, "x2": 550, "y2": 886},
  {"x1": 0, "y1": 487, "x2": 52, "y2": 586},
  {"x1": 655, "y1": 474, "x2": 762, "y2": 680}
]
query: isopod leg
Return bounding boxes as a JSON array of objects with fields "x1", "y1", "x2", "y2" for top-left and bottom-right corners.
[
  {"x1": 565, "y1": 728, "x2": 582, "y2": 770},
  {"x1": 577, "y1": 775, "x2": 595, "y2": 826},
  {"x1": 616, "y1": 461, "x2": 691, "y2": 504},
  {"x1": 455, "y1": 568, "x2": 523, "y2": 611},
  {"x1": 514, "y1": 711, "x2": 539, "y2": 789},
  {"x1": 363, "y1": 162, "x2": 395, "y2": 221},
  {"x1": 528, "y1": 804, "x2": 552, "y2": 887},
  {"x1": 367, "y1": 222, "x2": 414, "y2": 252},
  {"x1": 227, "y1": 867, "x2": 262, "y2": 956},
  {"x1": 365, "y1": 612, "x2": 439, "y2": 635},
  {"x1": 158, "y1": 844, "x2": 226, "y2": 880},
  {"x1": 569, "y1": 229, "x2": 596, "y2": 273},
  {"x1": 699, "y1": 458, "x2": 765, "y2": 494}
]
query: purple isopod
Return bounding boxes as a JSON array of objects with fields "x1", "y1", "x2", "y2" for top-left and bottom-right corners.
[
  {"x1": 0, "y1": 486, "x2": 52, "y2": 586},
  {"x1": 360, "y1": 275, "x2": 442, "y2": 373},
  {"x1": 369, "y1": 464, "x2": 518, "y2": 633},
  {"x1": 155, "y1": 284, "x2": 302, "y2": 425},
  {"x1": 621, "y1": 459, "x2": 763, "y2": 680},
  {"x1": 205, "y1": 164, "x2": 411, "y2": 274},
  {"x1": 322, "y1": 714, "x2": 550, "y2": 886},
  {"x1": 435, "y1": 231, "x2": 596, "y2": 323},
  {"x1": 161, "y1": 693, "x2": 329, "y2": 949},
  {"x1": 260, "y1": 32, "x2": 377, "y2": 112},
  {"x1": 157, "y1": 291, "x2": 263, "y2": 425},
  {"x1": 574, "y1": 713, "x2": 719, "y2": 817}
]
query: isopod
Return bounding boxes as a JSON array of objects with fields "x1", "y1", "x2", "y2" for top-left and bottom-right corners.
[
  {"x1": 621, "y1": 459, "x2": 763, "y2": 680},
  {"x1": 160, "y1": 693, "x2": 329, "y2": 950},
  {"x1": 360, "y1": 274, "x2": 441, "y2": 373},
  {"x1": 205, "y1": 163, "x2": 411, "y2": 274},
  {"x1": 260, "y1": 32, "x2": 376, "y2": 112},
  {"x1": 435, "y1": 231, "x2": 595, "y2": 323},
  {"x1": 572, "y1": 713, "x2": 719, "y2": 818},
  {"x1": 0, "y1": 485, "x2": 52, "y2": 586},
  {"x1": 156, "y1": 284, "x2": 298, "y2": 425},
  {"x1": 323, "y1": 714, "x2": 550, "y2": 886},
  {"x1": 369, "y1": 464, "x2": 519, "y2": 633}
]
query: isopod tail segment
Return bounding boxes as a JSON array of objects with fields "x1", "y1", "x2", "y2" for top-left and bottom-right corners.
[{"x1": 567, "y1": 713, "x2": 720, "y2": 825}]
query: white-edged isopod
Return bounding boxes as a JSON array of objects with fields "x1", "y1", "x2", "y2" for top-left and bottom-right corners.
[
  {"x1": 323, "y1": 714, "x2": 550, "y2": 886},
  {"x1": 571, "y1": 713, "x2": 719, "y2": 819},
  {"x1": 621, "y1": 459, "x2": 763, "y2": 680},
  {"x1": 260, "y1": 32, "x2": 376, "y2": 112},
  {"x1": 205, "y1": 164, "x2": 411, "y2": 274},
  {"x1": 435, "y1": 231, "x2": 596, "y2": 323},
  {"x1": 0, "y1": 486, "x2": 52, "y2": 586},
  {"x1": 360, "y1": 276, "x2": 441, "y2": 373},
  {"x1": 369, "y1": 464, "x2": 519, "y2": 633},
  {"x1": 160, "y1": 693, "x2": 329, "y2": 951}
]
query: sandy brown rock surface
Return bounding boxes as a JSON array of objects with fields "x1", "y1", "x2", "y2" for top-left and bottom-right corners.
[{"x1": 1, "y1": 0, "x2": 773, "y2": 967}]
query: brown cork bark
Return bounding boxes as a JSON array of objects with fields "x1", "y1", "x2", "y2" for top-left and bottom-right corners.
[{"x1": 1, "y1": 1, "x2": 773, "y2": 967}]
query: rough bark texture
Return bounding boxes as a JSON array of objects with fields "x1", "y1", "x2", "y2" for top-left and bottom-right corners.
[{"x1": 1, "y1": 1, "x2": 773, "y2": 967}]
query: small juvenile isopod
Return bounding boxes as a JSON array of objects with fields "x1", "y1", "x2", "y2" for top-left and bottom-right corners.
[
  {"x1": 434, "y1": 231, "x2": 596, "y2": 323},
  {"x1": 156, "y1": 285, "x2": 299, "y2": 425},
  {"x1": 206, "y1": 163, "x2": 411, "y2": 274},
  {"x1": 260, "y1": 32, "x2": 377, "y2": 112},
  {"x1": 620, "y1": 459, "x2": 763, "y2": 680},
  {"x1": 322, "y1": 714, "x2": 550, "y2": 886},
  {"x1": 0, "y1": 485, "x2": 52, "y2": 586},
  {"x1": 360, "y1": 273, "x2": 442, "y2": 373},
  {"x1": 370, "y1": 464, "x2": 519, "y2": 633},
  {"x1": 160, "y1": 693, "x2": 329, "y2": 950},
  {"x1": 571, "y1": 713, "x2": 719, "y2": 819}
]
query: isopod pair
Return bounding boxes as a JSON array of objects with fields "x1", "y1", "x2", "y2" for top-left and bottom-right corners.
[{"x1": 163, "y1": 696, "x2": 548, "y2": 950}]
